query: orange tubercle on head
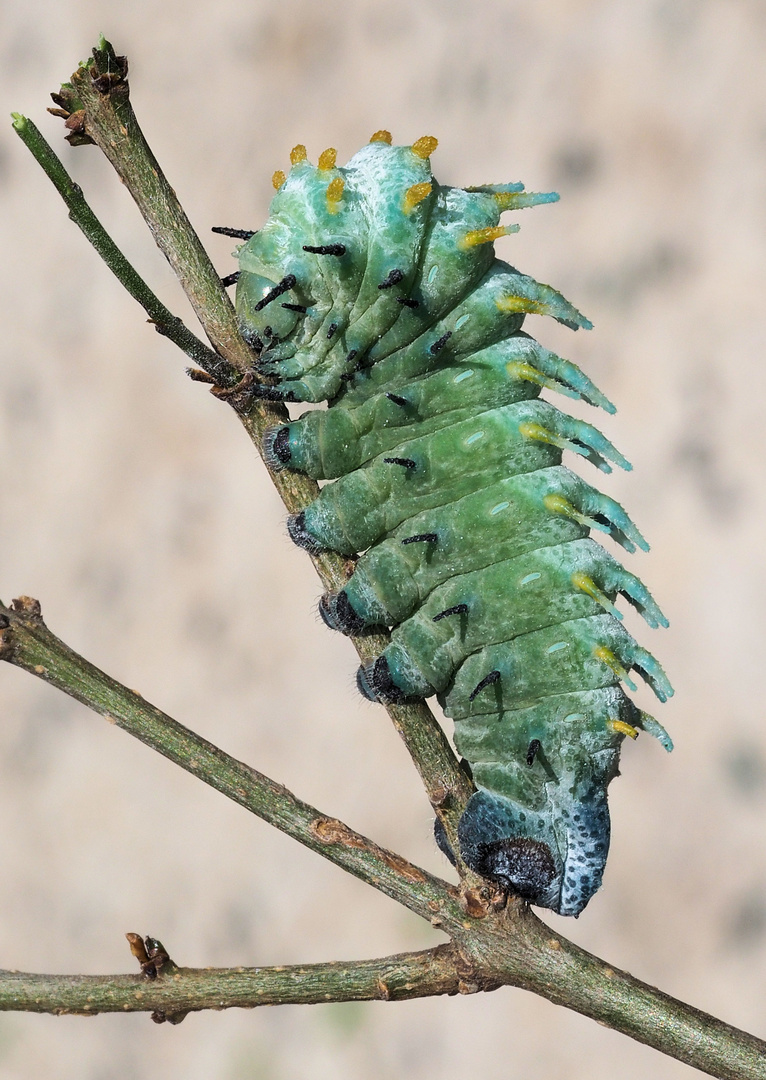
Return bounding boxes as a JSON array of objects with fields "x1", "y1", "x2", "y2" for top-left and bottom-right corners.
[
  {"x1": 411, "y1": 135, "x2": 438, "y2": 160},
  {"x1": 403, "y1": 182, "x2": 432, "y2": 214},
  {"x1": 325, "y1": 176, "x2": 345, "y2": 213}
]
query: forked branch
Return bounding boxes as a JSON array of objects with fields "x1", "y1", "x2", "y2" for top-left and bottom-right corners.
[{"x1": 2, "y1": 596, "x2": 766, "y2": 1080}]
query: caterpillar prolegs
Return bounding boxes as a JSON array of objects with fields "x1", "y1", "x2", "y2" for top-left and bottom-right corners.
[{"x1": 231, "y1": 132, "x2": 673, "y2": 916}]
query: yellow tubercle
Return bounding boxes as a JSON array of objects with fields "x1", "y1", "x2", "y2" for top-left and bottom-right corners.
[
  {"x1": 493, "y1": 190, "x2": 559, "y2": 211},
  {"x1": 572, "y1": 572, "x2": 603, "y2": 601},
  {"x1": 272, "y1": 170, "x2": 287, "y2": 190},
  {"x1": 458, "y1": 224, "x2": 520, "y2": 250},
  {"x1": 543, "y1": 492, "x2": 583, "y2": 521},
  {"x1": 496, "y1": 295, "x2": 547, "y2": 317},
  {"x1": 403, "y1": 182, "x2": 432, "y2": 214},
  {"x1": 318, "y1": 147, "x2": 337, "y2": 171},
  {"x1": 507, "y1": 361, "x2": 547, "y2": 388},
  {"x1": 571, "y1": 572, "x2": 621, "y2": 620},
  {"x1": 369, "y1": 129, "x2": 393, "y2": 144},
  {"x1": 593, "y1": 645, "x2": 637, "y2": 691},
  {"x1": 411, "y1": 135, "x2": 438, "y2": 160},
  {"x1": 518, "y1": 421, "x2": 559, "y2": 448},
  {"x1": 607, "y1": 718, "x2": 639, "y2": 740},
  {"x1": 325, "y1": 176, "x2": 345, "y2": 214},
  {"x1": 290, "y1": 144, "x2": 307, "y2": 165},
  {"x1": 507, "y1": 361, "x2": 565, "y2": 397},
  {"x1": 493, "y1": 191, "x2": 526, "y2": 211}
]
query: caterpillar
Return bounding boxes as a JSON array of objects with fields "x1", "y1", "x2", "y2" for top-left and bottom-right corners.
[{"x1": 227, "y1": 132, "x2": 673, "y2": 916}]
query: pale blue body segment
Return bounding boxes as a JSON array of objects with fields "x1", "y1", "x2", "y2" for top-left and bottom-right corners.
[{"x1": 234, "y1": 134, "x2": 672, "y2": 916}]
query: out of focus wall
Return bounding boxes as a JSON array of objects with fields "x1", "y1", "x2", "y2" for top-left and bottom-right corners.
[{"x1": 1, "y1": 2, "x2": 765, "y2": 1077}]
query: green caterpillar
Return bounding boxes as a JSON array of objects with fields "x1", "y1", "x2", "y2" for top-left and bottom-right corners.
[{"x1": 228, "y1": 132, "x2": 673, "y2": 916}]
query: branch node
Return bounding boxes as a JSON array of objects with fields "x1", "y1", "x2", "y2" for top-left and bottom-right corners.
[
  {"x1": 11, "y1": 595, "x2": 43, "y2": 621},
  {"x1": 309, "y1": 817, "x2": 366, "y2": 848},
  {"x1": 186, "y1": 367, "x2": 218, "y2": 385},
  {"x1": 87, "y1": 40, "x2": 129, "y2": 98},
  {"x1": 125, "y1": 933, "x2": 175, "y2": 979},
  {"x1": 151, "y1": 1009, "x2": 189, "y2": 1025},
  {"x1": 430, "y1": 785, "x2": 451, "y2": 809},
  {"x1": 458, "y1": 883, "x2": 494, "y2": 920},
  {"x1": 210, "y1": 371, "x2": 258, "y2": 412}
]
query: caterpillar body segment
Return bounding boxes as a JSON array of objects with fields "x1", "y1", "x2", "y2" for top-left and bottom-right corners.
[
  {"x1": 352, "y1": 539, "x2": 666, "y2": 700},
  {"x1": 234, "y1": 136, "x2": 671, "y2": 916},
  {"x1": 264, "y1": 333, "x2": 615, "y2": 480},
  {"x1": 286, "y1": 399, "x2": 629, "y2": 556},
  {"x1": 319, "y1": 467, "x2": 649, "y2": 632}
]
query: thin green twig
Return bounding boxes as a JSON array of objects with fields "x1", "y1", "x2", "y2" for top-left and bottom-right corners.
[{"x1": 11, "y1": 113, "x2": 232, "y2": 384}]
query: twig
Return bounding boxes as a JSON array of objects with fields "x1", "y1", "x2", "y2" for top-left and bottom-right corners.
[
  {"x1": 59, "y1": 41, "x2": 252, "y2": 375},
  {"x1": 0, "y1": 597, "x2": 457, "y2": 925},
  {"x1": 11, "y1": 114, "x2": 232, "y2": 385},
  {"x1": 0, "y1": 945, "x2": 461, "y2": 1019}
]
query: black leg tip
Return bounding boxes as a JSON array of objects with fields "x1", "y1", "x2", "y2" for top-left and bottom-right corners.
[
  {"x1": 263, "y1": 425, "x2": 292, "y2": 468},
  {"x1": 319, "y1": 591, "x2": 368, "y2": 635},
  {"x1": 286, "y1": 512, "x2": 324, "y2": 554},
  {"x1": 356, "y1": 656, "x2": 408, "y2": 704}
]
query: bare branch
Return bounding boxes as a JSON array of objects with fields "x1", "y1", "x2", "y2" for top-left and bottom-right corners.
[
  {"x1": 0, "y1": 597, "x2": 458, "y2": 926},
  {"x1": 469, "y1": 906, "x2": 766, "y2": 1080},
  {"x1": 3, "y1": 594, "x2": 766, "y2": 1073},
  {"x1": 0, "y1": 944, "x2": 461, "y2": 1020}
]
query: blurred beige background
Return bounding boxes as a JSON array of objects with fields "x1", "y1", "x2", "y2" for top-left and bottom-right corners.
[{"x1": 1, "y1": 1, "x2": 766, "y2": 1077}]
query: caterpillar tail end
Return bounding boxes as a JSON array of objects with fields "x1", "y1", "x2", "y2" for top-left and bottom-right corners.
[{"x1": 356, "y1": 657, "x2": 409, "y2": 704}]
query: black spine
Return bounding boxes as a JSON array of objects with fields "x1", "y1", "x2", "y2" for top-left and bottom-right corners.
[
  {"x1": 429, "y1": 331, "x2": 452, "y2": 355},
  {"x1": 254, "y1": 275, "x2": 297, "y2": 312},
  {"x1": 302, "y1": 244, "x2": 346, "y2": 256},
  {"x1": 212, "y1": 226, "x2": 256, "y2": 240},
  {"x1": 432, "y1": 604, "x2": 469, "y2": 622},
  {"x1": 469, "y1": 669, "x2": 501, "y2": 702}
]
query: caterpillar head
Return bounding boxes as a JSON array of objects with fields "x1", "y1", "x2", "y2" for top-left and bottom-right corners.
[{"x1": 236, "y1": 268, "x2": 304, "y2": 345}]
